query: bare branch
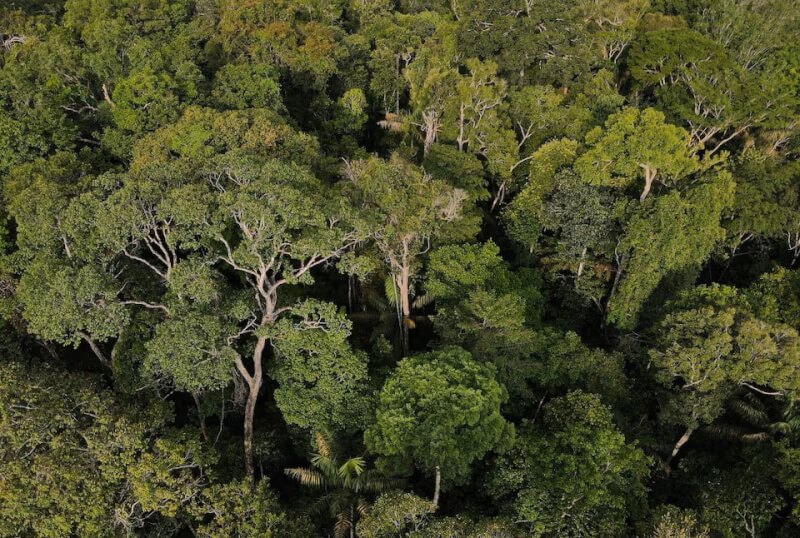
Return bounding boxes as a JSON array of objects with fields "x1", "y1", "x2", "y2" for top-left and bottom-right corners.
[
  {"x1": 122, "y1": 248, "x2": 169, "y2": 281},
  {"x1": 102, "y1": 83, "x2": 115, "y2": 108},
  {"x1": 740, "y1": 382, "x2": 784, "y2": 397},
  {"x1": 121, "y1": 300, "x2": 170, "y2": 315}
]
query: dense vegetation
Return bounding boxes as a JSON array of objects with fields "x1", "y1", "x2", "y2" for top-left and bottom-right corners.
[{"x1": 1, "y1": 0, "x2": 799, "y2": 536}]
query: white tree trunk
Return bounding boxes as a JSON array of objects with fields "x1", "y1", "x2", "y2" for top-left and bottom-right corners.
[{"x1": 432, "y1": 466, "x2": 441, "y2": 507}]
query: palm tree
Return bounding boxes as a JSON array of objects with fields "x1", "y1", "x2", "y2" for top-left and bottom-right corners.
[
  {"x1": 705, "y1": 390, "x2": 800, "y2": 443},
  {"x1": 349, "y1": 274, "x2": 432, "y2": 357},
  {"x1": 285, "y1": 432, "x2": 391, "y2": 538}
]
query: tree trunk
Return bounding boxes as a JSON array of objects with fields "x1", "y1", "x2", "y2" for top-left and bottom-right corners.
[
  {"x1": 450, "y1": 0, "x2": 460, "y2": 20},
  {"x1": 102, "y1": 83, "x2": 115, "y2": 108},
  {"x1": 394, "y1": 55, "x2": 401, "y2": 114},
  {"x1": 422, "y1": 110, "x2": 438, "y2": 157},
  {"x1": 668, "y1": 427, "x2": 694, "y2": 463},
  {"x1": 78, "y1": 331, "x2": 110, "y2": 368},
  {"x1": 456, "y1": 104, "x2": 466, "y2": 152},
  {"x1": 395, "y1": 268, "x2": 411, "y2": 356},
  {"x1": 239, "y1": 335, "x2": 267, "y2": 482},
  {"x1": 243, "y1": 382, "x2": 258, "y2": 480},
  {"x1": 639, "y1": 165, "x2": 657, "y2": 202},
  {"x1": 192, "y1": 392, "x2": 208, "y2": 442},
  {"x1": 577, "y1": 246, "x2": 588, "y2": 277},
  {"x1": 432, "y1": 465, "x2": 441, "y2": 508},
  {"x1": 490, "y1": 181, "x2": 506, "y2": 211},
  {"x1": 606, "y1": 250, "x2": 628, "y2": 311}
]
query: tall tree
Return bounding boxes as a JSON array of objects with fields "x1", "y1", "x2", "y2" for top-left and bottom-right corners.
[
  {"x1": 487, "y1": 391, "x2": 650, "y2": 537},
  {"x1": 575, "y1": 107, "x2": 698, "y2": 202},
  {"x1": 365, "y1": 347, "x2": 513, "y2": 506},
  {"x1": 649, "y1": 285, "x2": 800, "y2": 461},
  {"x1": 345, "y1": 155, "x2": 470, "y2": 354}
]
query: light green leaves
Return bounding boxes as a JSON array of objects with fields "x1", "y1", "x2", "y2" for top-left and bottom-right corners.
[
  {"x1": 365, "y1": 347, "x2": 513, "y2": 484},
  {"x1": 608, "y1": 170, "x2": 734, "y2": 328},
  {"x1": 144, "y1": 312, "x2": 237, "y2": 393},
  {"x1": 269, "y1": 300, "x2": 371, "y2": 432},
  {"x1": 17, "y1": 255, "x2": 127, "y2": 349},
  {"x1": 649, "y1": 285, "x2": 800, "y2": 427},
  {"x1": 575, "y1": 107, "x2": 697, "y2": 201}
]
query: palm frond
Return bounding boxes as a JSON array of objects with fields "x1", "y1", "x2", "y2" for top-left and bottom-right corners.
[
  {"x1": 781, "y1": 399, "x2": 800, "y2": 431},
  {"x1": 314, "y1": 431, "x2": 334, "y2": 459},
  {"x1": 310, "y1": 454, "x2": 339, "y2": 483},
  {"x1": 334, "y1": 512, "x2": 353, "y2": 538},
  {"x1": 377, "y1": 113, "x2": 407, "y2": 133},
  {"x1": 339, "y1": 457, "x2": 365, "y2": 479},
  {"x1": 412, "y1": 293, "x2": 434, "y2": 309},
  {"x1": 384, "y1": 276, "x2": 398, "y2": 306},
  {"x1": 356, "y1": 497, "x2": 369, "y2": 517},
  {"x1": 327, "y1": 495, "x2": 353, "y2": 518},
  {"x1": 770, "y1": 421, "x2": 795, "y2": 435},
  {"x1": 704, "y1": 424, "x2": 758, "y2": 442},
  {"x1": 359, "y1": 472, "x2": 396, "y2": 493},
  {"x1": 729, "y1": 397, "x2": 769, "y2": 425},
  {"x1": 741, "y1": 432, "x2": 770, "y2": 443},
  {"x1": 307, "y1": 494, "x2": 337, "y2": 518},
  {"x1": 285, "y1": 467, "x2": 326, "y2": 488}
]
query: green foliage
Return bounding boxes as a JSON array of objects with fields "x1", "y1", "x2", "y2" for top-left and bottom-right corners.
[
  {"x1": 0, "y1": 360, "x2": 212, "y2": 536},
  {"x1": 190, "y1": 480, "x2": 294, "y2": 538},
  {"x1": 425, "y1": 241, "x2": 505, "y2": 300},
  {"x1": 286, "y1": 432, "x2": 389, "y2": 538},
  {"x1": 366, "y1": 347, "x2": 513, "y2": 485},
  {"x1": 412, "y1": 516, "x2": 524, "y2": 538},
  {"x1": 425, "y1": 241, "x2": 546, "y2": 404},
  {"x1": 269, "y1": 300, "x2": 371, "y2": 432},
  {"x1": 650, "y1": 285, "x2": 800, "y2": 430},
  {"x1": 487, "y1": 392, "x2": 650, "y2": 537},
  {"x1": 345, "y1": 154, "x2": 472, "y2": 252},
  {"x1": 358, "y1": 491, "x2": 435, "y2": 538},
  {"x1": 575, "y1": 107, "x2": 697, "y2": 201},
  {"x1": 608, "y1": 170, "x2": 735, "y2": 328},
  {"x1": 724, "y1": 151, "x2": 799, "y2": 250},
  {"x1": 211, "y1": 62, "x2": 283, "y2": 111},
  {"x1": 0, "y1": 1, "x2": 799, "y2": 534},
  {"x1": 651, "y1": 506, "x2": 709, "y2": 538},
  {"x1": 699, "y1": 463, "x2": 784, "y2": 538},
  {"x1": 144, "y1": 311, "x2": 237, "y2": 393},
  {"x1": 526, "y1": 328, "x2": 629, "y2": 405},
  {"x1": 16, "y1": 255, "x2": 127, "y2": 349},
  {"x1": 503, "y1": 138, "x2": 580, "y2": 250}
]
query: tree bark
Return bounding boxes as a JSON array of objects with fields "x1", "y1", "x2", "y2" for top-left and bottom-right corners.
[
  {"x1": 450, "y1": 0, "x2": 460, "y2": 20},
  {"x1": 432, "y1": 465, "x2": 441, "y2": 508},
  {"x1": 395, "y1": 267, "x2": 411, "y2": 356},
  {"x1": 236, "y1": 335, "x2": 267, "y2": 482},
  {"x1": 577, "y1": 246, "x2": 588, "y2": 277},
  {"x1": 102, "y1": 83, "x2": 115, "y2": 108},
  {"x1": 490, "y1": 181, "x2": 506, "y2": 211},
  {"x1": 456, "y1": 104, "x2": 466, "y2": 152},
  {"x1": 639, "y1": 165, "x2": 657, "y2": 202},
  {"x1": 422, "y1": 110, "x2": 438, "y2": 157},
  {"x1": 242, "y1": 381, "x2": 259, "y2": 480},
  {"x1": 192, "y1": 392, "x2": 208, "y2": 442},
  {"x1": 668, "y1": 427, "x2": 694, "y2": 463},
  {"x1": 606, "y1": 250, "x2": 628, "y2": 310},
  {"x1": 394, "y1": 54, "x2": 401, "y2": 114},
  {"x1": 78, "y1": 331, "x2": 110, "y2": 369}
]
